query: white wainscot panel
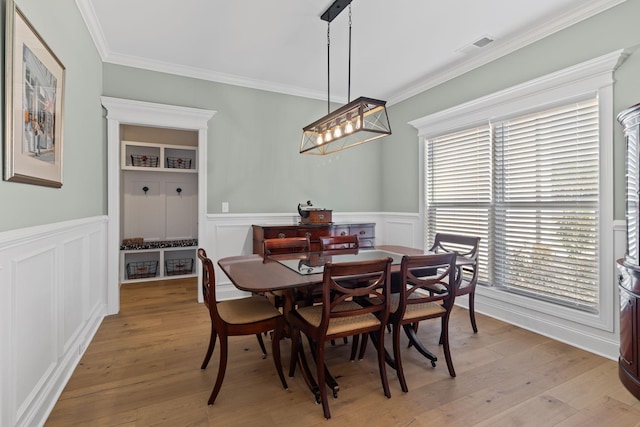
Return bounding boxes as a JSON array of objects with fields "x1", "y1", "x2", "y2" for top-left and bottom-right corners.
[
  {"x1": 381, "y1": 214, "x2": 421, "y2": 248},
  {"x1": 62, "y1": 237, "x2": 85, "y2": 354},
  {"x1": 0, "y1": 217, "x2": 108, "y2": 427},
  {"x1": 15, "y1": 246, "x2": 57, "y2": 422}
]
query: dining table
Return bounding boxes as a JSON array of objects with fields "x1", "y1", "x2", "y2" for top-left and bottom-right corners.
[{"x1": 217, "y1": 245, "x2": 473, "y2": 400}]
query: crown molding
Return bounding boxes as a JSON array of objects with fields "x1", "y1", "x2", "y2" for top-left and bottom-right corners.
[{"x1": 76, "y1": 0, "x2": 627, "y2": 105}]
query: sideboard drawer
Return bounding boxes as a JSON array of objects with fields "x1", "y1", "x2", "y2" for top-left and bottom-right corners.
[
  {"x1": 359, "y1": 238, "x2": 375, "y2": 248},
  {"x1": 331, "y1": 225, "x2": 350, "y2": 236},
  {"x1": 351, "y1": 225, "x2": 374, "y2": 240}
]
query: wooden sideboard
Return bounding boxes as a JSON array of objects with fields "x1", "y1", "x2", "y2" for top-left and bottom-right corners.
[{"x1": 252, "y1": 223, "x2": 375, "y2": 254}]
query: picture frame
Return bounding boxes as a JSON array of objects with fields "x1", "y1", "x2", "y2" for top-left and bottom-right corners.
[{"x1": 4, "y1": 0, "x2": 65, "y2": 187}]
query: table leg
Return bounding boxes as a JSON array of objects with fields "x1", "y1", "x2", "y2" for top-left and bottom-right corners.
[{"x1": 403, "y1": 324, "x2": 437, "y2": 367}]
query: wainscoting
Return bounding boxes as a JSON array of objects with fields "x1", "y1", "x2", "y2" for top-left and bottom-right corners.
[
  {"x1": 0, "y1": 217, "x2": 108, "y2": 427},
  {"x1": 202, "y1": 212, "x2": 422, "y2": 301}
]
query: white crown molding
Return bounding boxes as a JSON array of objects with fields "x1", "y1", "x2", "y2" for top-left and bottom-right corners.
[
  {"x1": 387, "y1": 0, "x2": 628, "y2": 105},
  {"x1": 74, "y1": 0, "x2": 109, "y2": 60},
  {"x1": 76, "y1": 0, "x2": 626, "y2": 104}
]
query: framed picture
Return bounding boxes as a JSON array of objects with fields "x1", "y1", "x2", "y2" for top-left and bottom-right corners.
[{"x1": 4, "y1": 0, "x2": 65, "y2": 187}]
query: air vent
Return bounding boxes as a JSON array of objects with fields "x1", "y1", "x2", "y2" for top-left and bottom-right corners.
[{"x1": 473, "y1": 36, "x2": 494, "y2": 48}]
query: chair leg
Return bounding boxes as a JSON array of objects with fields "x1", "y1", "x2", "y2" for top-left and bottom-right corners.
[
  {"x1": 349, "y1": 334, "x2": 360, "y2": 361},
  {"x1": 393, "y1": 323, "x2": 408, "y2": 393},
  {"x1": 208, "y1": 334, "x2": 229, "y2": 405},
  {"x1": 469, "y1": 292, "x2": 478, "y2": 333},
  {"x1": 289, "y1": 327, "x2": 300, "y2": 378},
  {"x1": 316, "y1": 342, "x2": 331, "y2": 419},
  {"x1": 201, "y1": 326, "x2": 217, "y2": 370},
  {"x1": 375, "y1": 329, "x2": 391, "y2": 398},
  {"x1": 271, "y1": 323, "x2": 288, "y2": 390},
  {"x1": 358, "y1": 333, "x2": 369, "y2": 360},
  {"x1": 256, "y1": 333, "x2": 267, "y2": 358},
  {"x1": 441, "y1": 314, "x2": 456, "y2": 377}
]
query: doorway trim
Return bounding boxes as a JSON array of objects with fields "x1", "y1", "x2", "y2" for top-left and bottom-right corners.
[{"x1": 101, "y1": 97, "x2": 215, "y2": 314}]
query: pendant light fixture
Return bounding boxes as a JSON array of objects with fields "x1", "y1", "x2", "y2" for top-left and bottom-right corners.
[{"x1": 300, "y1": 0, "x2": 391, "y2": 155}]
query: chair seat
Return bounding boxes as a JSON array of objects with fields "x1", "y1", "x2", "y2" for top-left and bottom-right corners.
[
  {"x1": 389, "y1": 293, "x2": 446, "y2": 320},
  {"x1": 367, "y1": 293, "x2": 445, "y2": 319},
  {"x1": 218, "y1": 295, "x2": 283, "y2": 325},
  {"x1": 296, "y1": 301, "x2": 381, "y2": 336}
]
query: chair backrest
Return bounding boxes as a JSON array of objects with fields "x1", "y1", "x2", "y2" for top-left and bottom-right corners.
[
  {"x1": 395, "y1": 252, "x2": 458, "y2": 320},
  {"x1": 429, "y1": 233, "x2": 480, "y2": 260},
  {"x1": 319, "y1": 257, "x2": 392, "y2": 334},
  {"x1": 429, "y1": 233, "x2": 480, "y2": 289},
  {"x1": 319, "y1": 234, "x2": 359, "y2": 251},
  {"x1": 263, "y1": 237, "x2": 311, "y2": 256},
  {"x1": 197, "y1": 248, "x2": 219, "y2": 318}
]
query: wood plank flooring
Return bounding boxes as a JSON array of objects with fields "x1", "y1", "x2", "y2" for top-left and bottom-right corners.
[{"x1": 46, "y1": 278, "x2": 640, "y2": 426}]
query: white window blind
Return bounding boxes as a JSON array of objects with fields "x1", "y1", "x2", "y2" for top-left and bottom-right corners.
[
  {"x1": 425, "y1": 126, "x2": 491, "y2": 282},
  {"x1": 425, "y1": 97, "x2": 600, "y2": 312},
  {"x1": 494, "y1": 99, "x2": 599, "y2": 311}
]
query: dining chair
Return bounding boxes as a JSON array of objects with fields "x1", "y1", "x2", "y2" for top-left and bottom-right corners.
[
  {"x1": 288, "y1": 257, "x2": 393, "y2": 419},
  {"x1": 319, "y1": 234, "x2": 359, "y2": 251},
  {"x1": 429, "y1": 233, "x2": 481, "y2": 333},
  {"x1": 318, "y1": 234, "x2": 361, "y2": 348},
  {"x1": 263, "y1": 236, "x2": 311, "y2": 308},
  {"x1": 197, "y1": 248, "x2": 288, "y2": 405},
  {"x1": 390, "y1": 252, "x2": 458, "y2": 392}
]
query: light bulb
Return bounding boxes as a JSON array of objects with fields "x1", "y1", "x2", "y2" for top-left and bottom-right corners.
[
  {"x1": 334, "y1": 125, "x2": 342, "y2": 138},
  {"x1": 345, "y1": 120, "x2": 354, "y2": 134},
  {"x1": 325, "y1": 130, "x2": 332, "y2": 142},
  {"x1": 316, "y1": 134, "x2": 323, "y2": 145}
]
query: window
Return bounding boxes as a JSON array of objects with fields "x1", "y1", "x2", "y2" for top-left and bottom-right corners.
[
  {"x1": 426, "y1": 99, "x2": 599, "y2": 312},
  {"x1": 412, "y1": 50, "x2": 623, "y2": 327}
]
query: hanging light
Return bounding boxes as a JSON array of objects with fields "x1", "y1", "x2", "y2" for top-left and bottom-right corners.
[{"x1": 300, "y1": 0, "x2": 391, "y2": 155}]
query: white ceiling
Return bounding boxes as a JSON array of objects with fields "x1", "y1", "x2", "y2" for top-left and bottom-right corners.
[{"x1": 76, "y1": 0, "x2": 624, "y2": 105}]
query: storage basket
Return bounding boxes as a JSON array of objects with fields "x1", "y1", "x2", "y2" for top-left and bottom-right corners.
[
  {"x1": 165, "y1": 258, "x2": 194, "y2": 276},
  {"x1": 126, "y1": 261, "x2": 158, "y2": 279},
  {"x1": 166, "y1": 157, "x2": 192, "y2": 169},
  {"x1": 131, "y1": 154, "x2": 159, "y2": 167}
]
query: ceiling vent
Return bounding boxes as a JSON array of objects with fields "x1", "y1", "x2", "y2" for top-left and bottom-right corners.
[
  {"x1": 473, "y1": 36, "x2": 494, "y2": 48},
  {"x1": 456, "y1": 35, "x2": 495, "y2": 55}
]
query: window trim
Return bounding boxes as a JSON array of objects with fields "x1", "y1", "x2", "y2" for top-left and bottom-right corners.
[{"x1": 410, "y1": 49, "x2": 627, "y2": 333}]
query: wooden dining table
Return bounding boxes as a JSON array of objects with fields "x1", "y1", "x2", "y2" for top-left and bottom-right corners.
[{"x1": 217, "y1": 245, "x2": 468, "y2": 400}]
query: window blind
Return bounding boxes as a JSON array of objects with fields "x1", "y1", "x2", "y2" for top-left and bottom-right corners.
[
  {"x1": 493, "y1": 99, "x2": 599, "y2": 311},
  {"x1": 425, "y1": 97, "x2": 600, "y2": 312},
  {"x1": 425, "y1": 126, "x2": 491, "y2": 282}
]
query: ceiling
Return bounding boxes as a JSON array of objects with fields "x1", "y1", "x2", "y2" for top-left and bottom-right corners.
[{"x1": 76, "y1": 0, "x2": 624, "y2": 105}]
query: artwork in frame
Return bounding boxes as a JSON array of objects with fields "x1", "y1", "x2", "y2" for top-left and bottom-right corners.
[{"x1": 4, "y1": 0, "x2": 65, "y2": 187}]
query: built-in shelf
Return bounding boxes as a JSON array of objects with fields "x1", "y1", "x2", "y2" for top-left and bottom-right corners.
[
  {"x1": 120, "y1": 242, "x2": 197, "y2": 283},
  {"x1": 121, "y1": 140, "x2": 197, "y2": 173}
]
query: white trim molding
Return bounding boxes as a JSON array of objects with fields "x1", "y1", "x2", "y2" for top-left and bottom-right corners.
[{"x1": 101, "y1": 97, "x2": 216, "y2": 315}]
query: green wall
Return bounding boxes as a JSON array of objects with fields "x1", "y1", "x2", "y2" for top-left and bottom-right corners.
[
  {"x1": 102, "y1": 65, "x2": 383, "y2": 214},
  {"x1": 384, "y1": 0, "x2": 640, "y2": 219},
  {"x1": 3, "y1": 1, "x2": 639, "y2": 234},
  {"x1": 0, "y1": 0, "x2": 105, "y2": 232}
]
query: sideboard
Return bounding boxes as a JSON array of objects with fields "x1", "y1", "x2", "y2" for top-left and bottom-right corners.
[{"x1": 252, "y1": 223, "x2": 375, "y2": 254}]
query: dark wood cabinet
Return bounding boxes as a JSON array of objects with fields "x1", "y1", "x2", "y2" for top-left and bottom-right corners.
[
  {"x1": 252, "y1": 223, "x2": 375, "y2": 254},
  {"x1": 617, "y1": 102, "x2": 640, "y2": 400}
]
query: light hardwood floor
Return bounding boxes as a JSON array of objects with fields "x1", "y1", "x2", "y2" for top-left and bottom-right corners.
[{"x1": 46, "y1": 278, "x2": 640, "y2": 426}]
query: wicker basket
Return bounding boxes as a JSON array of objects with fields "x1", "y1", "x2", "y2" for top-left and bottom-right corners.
[
  {"x1": 165, "y1": 258, "x2": 194, "y2": 276},
  {"x1": 131, "y1": 154, "x2": 159, "y2": 167},
  {"x1": 166, "y1": 157, "x2": 192, "y2": 169},
  {"x1": 126, "y1": 261, "x2": 158, "y2": 279}
]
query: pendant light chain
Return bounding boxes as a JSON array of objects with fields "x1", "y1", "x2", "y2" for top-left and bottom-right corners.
[
  {"x1": 348, "y1": 4, "x2": 352, "y2": 103},
  {"x1": 327, "y1": 22, "x2": 331, "y2": 114}
]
